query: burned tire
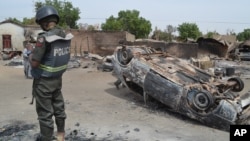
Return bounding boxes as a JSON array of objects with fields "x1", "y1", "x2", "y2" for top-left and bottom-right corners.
[
  {"x1": 194, "y1": 91, "x2": 214, "y2": 111},
  {"x1": 228, "y1": 77, "x2": 244, "y2": 92},
  {"x1": 194, "y1": 93, "x2": 210, "y2": 110},
  {"x1": 117, "y1": 48, "x2": 133, "y2": 65},
  {"x1": 188, "y1": 90, "x2": 214, "y2": 112}
]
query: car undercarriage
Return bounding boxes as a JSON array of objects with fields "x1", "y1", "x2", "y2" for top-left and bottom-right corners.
[{"x1": 112, "y1": 45, "x2": 250, "y2": 131}]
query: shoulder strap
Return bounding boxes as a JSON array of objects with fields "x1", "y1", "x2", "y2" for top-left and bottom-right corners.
[{"x1": 45, "y1": 33, "x2": 74, "y2": 43}]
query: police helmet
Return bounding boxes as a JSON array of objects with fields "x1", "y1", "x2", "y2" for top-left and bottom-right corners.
[{"x1": 35, "y1": 5, "x2": 59, "y2": 24}]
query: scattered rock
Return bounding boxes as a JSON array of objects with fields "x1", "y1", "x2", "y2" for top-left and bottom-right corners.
[
  {"x1": 75, "y1": 122, "x2": 80, "y2": 127},
  {"x1": 133, "y1": 128, "x2": 140, "y2": 132}
]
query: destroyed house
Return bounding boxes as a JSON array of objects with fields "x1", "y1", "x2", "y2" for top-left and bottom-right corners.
[{"x1": 0, "y1": 20, "x2": 25, "y2": 51}]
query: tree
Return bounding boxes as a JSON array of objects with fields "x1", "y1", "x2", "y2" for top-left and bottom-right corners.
[
  {"x1": 101, "y1": 10, "x2": 152, "y2": 38},
  {"x1": 151, "y1": 25, "x2": 176, "y2": 42},
  {"x1": 166, "y1": 25, "x2": 176, "y2": 41},
  {"x1": 22, "y1": 17, "x2": 36, "y2": 25},
  {"x1": 205, "y1": 31, "x2": 219, "y2": 38},
  {"x1": 151, "y1": 27, "x2": 161, "y2": 40},
  {"x1": 237, "y1": 29, "x2": 250, "y2": 41},
  {"x1": 177, "y1": 22, "x2": 201, "y2": 40},
  {"x1": 34, "y1": 0, "x2": 80, "y2": 29},
  {"x1": 5, "y1": 18, "x2": 22, "y2": 25},
  {"x1": 101, "y1": 16, "x2": 123, "y2": 31}
]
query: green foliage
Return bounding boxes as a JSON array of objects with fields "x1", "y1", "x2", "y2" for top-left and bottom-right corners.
[
  {"x1": 205, "y1": 31, "x2": 219, "y2": 38},
  {"x1": 101, "y1": 10, "x2": 152, "y2": 38},
  {"x1": 6, "y1": 17, "x2": 36, "y2": 26},
  {"x1": 206, "y1": 32, "x2": 213, "y2": 38},
  {"x1": 177, "y1": 22, "x2": 201, "y2": 40},
  {"x1": 6, "y1": 18, "x2": 22, "y2": 25},
  {"x1": 101, "y1": 16, "x2": 123, "y2": 31},
  {"x1": 152, "y1": 29, "x2": 169, "y2": 41},
  {"x1": 22, "y1": 17, "x2": 36, "y2": 25},
  {"x1": 87, "y1": 25, "x2": 96, "y2": 31},
  {"x1": 34, "y1": 0, "x2": 80, "y2": 28},
  {"x1": 237, "y1": 29, "x2": 250, "y2": 41},
  {"x1": 152, "y1": 25, "x2": 176, "y2": 42}
]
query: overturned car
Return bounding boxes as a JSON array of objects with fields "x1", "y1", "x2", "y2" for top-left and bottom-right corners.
[{"x1": 112, "y1": 45, "x2": 250, "y2": 131}]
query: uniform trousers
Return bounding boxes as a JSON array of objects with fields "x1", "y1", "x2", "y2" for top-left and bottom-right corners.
[{"x1": 32, "y1": 77, "x2": 66, "y2": 141}]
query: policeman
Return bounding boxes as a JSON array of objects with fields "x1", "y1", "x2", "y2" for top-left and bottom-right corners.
[{"x1": 29, "y1": 5, "x2": 73, "y2": 141}]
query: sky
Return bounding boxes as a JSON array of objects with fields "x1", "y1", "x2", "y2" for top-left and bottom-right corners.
[{"x1": 0, "y1": 0, "x2": 250, "y2": 35}]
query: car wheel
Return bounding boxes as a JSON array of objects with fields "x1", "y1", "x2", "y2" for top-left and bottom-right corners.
[
  {"x1": 228, "y1": 77, "x2": 244, "y2": 92},
  {"x1": 188, "y1": 90, "x2": 214, "y2": 112},
  {"x1": 117, "y1": 48, "x2": 133, "y2": 65},
  {"x1": 193, "y1": 92, "x2": 210, "y2": 110}
]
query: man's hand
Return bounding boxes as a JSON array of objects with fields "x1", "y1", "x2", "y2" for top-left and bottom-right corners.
[{"x1": 29, "y1": 54, "x2": 40, "y2": 68}]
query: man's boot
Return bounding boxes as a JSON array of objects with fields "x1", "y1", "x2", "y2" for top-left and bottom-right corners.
[
  {"x1": 40, "y1": 125, "x2": 54, "y2": 141},
  {"x1": 56, "y1": 132, "x2": 65, "y2": 141},
  {"x1": 55, "y1": 119, "x2": 65, "y2": 141}
]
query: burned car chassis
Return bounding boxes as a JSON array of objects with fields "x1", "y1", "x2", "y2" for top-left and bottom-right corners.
[{"x1": 112, "y1": 45, "x2": 250, "y2": 131}]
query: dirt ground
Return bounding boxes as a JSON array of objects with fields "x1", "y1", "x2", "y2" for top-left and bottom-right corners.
[{"x1": 1, "y1": 58, "x2": 245, "y2": 141}]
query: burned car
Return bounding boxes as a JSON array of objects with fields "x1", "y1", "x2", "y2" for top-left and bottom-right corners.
[
  {"x1": 228, "y1": 40, "x2": 250, "y2": 61},
  {"x1": 112, "y1": 45, "x2": 250, "y2": 131}
]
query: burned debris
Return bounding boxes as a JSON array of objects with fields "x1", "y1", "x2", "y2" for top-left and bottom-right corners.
[
  {"x1": 67, "y1": 52, "x2": 113, "y2": 72},
  {"x1": 1, "y1": 50, "x2": 22, "y2": 61},
  {"x1": 1, "y1": 25, "x2": 250, "y2": 136},
  {"x1": 0, "y1": 122, "x2": 37, "y2": 141},
  {"x1": 229, "y1": 40, "x2": 250, "y2": 61},
  {"x1": 96, "y1": 55, "x2": 114, "y2": 72},
  {"x1": 112, "y1": 44, "x2": 250, "y2": 131}
]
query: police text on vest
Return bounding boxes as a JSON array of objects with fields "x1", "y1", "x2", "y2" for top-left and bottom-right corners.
[{"x1": 54, "y1": 47, "x2": 70, "y2": 56}]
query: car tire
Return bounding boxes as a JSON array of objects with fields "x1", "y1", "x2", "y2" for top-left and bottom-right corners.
[
  {"x1": 190, "y1": 90, "x2": 214, "y2": 112},
  {"x1": 228, "y1": 77, "x2": 244, "y2": 92}
]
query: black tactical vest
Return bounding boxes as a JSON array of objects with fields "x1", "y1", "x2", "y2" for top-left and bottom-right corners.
[{"x1": 32, "y1": 33, "x2": 73, "y2": 78}]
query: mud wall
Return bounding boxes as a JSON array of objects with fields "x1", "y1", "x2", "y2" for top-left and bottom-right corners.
[
  {"x1": 129, "y1": 41, "x2": 198, "y2": 59},
  {"x1": 67, "y1": 30, "x2": 135, "y2": 56}
]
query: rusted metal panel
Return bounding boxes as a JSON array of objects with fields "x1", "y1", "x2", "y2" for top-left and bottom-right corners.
[{"x1": 197, "y1": 37, "x2": 229, "y2": 57}]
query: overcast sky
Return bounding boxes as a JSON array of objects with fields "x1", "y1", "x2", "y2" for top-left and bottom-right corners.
[{"x1": 0, "y1": 0, "x2": 250, "y2": 34}]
